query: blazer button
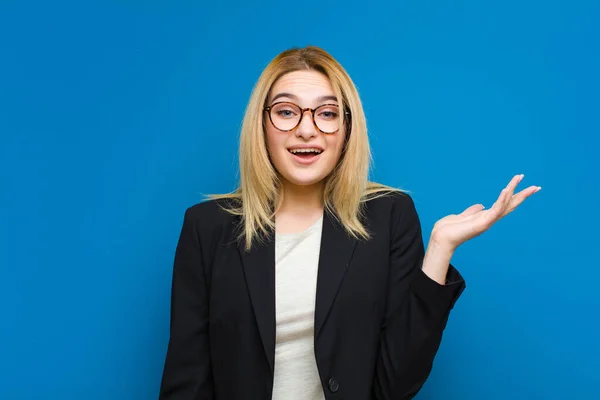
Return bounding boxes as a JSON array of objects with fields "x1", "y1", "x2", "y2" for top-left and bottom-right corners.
[{"x1": 328, "y1": 377, "x2": 340, "y2": 393}]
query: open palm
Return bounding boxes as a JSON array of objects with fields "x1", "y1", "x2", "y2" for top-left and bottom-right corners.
[{"x1": 431, "y1": 174, "x2": 542, "y2": 252}]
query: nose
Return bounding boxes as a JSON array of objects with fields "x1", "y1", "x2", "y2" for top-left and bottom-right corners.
[{"x1": 295, "y1": 109, "x2": 318, "y2": 140}]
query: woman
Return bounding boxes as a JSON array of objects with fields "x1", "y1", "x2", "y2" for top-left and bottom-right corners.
[{"x1": 158, "y1": 46, "x2": 540, "y2": 400}]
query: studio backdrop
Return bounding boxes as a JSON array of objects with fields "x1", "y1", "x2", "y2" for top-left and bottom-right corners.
[{"x1": 0, "y1": 1, "x2": 598, "y2": 399}]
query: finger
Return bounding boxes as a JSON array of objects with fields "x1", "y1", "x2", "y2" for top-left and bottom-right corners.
[
  {"x1": 465, "y1": 207, "x2": 500, "y2": 234},
  {"x1": 503, "y1": 174, "x2": 524, "y2": 207},
  {"x1": 503, "y1": 185, "x2": 541, "y2": 215},
  {"x1": 483, "y1": 188, "x2": 509, "y2": 224},
  {"x1": 494, "y1": 174, "x2": 524, "y2": 215},
  {"x1": 460, "y1": 204, "x2": 486, "y2": 217},
  {"x1": 473, "y1": 177, "x2": 540, "y2": 228},
  {"x1": 491, "y1": 188, "x2": 508, "y2": 213}
]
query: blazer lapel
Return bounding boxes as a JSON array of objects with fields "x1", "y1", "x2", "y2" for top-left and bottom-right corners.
[
  {"x1": 314, "y1": 208, "x2": 358, "y2": 338},
  {"x1": 236, "y1": 209, "x2": 358, "y2": 373},
  {"x1": 238, "y1": 230, "x2": 276, "y2": 375}
]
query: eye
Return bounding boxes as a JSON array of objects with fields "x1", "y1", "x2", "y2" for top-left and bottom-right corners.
[
  {"x1": 276, "y1": 109, "x2": 297, "y2": 118},
  {"x1": 317, "y1": 107, "x2": 339, "y2": 120},
  {"x1": 271, "y1": 103, "x2": 300, "y2": 119}
]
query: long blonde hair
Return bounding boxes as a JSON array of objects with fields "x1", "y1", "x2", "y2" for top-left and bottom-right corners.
[{"x1": 209, "y1": 46, "x2": 404, "y2": 250}]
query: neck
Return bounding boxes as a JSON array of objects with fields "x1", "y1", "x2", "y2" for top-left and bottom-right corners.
[{"x1": 277, "y1": 180, "x2": 324, "y2": 216}]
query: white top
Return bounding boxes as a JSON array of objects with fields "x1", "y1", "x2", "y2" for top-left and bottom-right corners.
[{"x1": 272, "y1": 215, "x2": 325, "y2": 400}]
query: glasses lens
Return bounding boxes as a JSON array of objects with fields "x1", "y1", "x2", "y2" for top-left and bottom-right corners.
[
  {"x1": 314, "y1": 104, "x2": 341, "y2": 133},
  {"x1": 270, "y1": 102, "x2": 301, "y2": 131}
]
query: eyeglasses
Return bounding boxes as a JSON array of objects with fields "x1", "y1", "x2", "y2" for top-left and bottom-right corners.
[{"x1": 263, "y1": 101, "x2": 350, "y2": 134}]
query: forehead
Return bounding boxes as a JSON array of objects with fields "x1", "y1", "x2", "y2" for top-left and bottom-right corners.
[{"x1": 269, "y1": 70, "x2": 335, "y2": 100}]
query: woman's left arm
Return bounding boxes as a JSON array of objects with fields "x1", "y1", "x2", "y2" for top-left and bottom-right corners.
[
  {"x1": 372, "y1": 194, "x2": 464, "y2": 400},
  {"x1": 373, "y1": 174, "x2": 540, "y2": 400}
]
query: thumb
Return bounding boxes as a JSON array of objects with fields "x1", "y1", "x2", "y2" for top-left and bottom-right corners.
[{"x1": 460, "y1": 204, "x2": 485, "y2": 217}]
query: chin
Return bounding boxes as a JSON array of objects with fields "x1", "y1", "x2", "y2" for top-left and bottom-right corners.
[
  {"x1": 281, "y1": 171, "x2": 328, "y2": 187},
  {"x1": 272, "y1": 154, "x2": 338, "y2": 188}
]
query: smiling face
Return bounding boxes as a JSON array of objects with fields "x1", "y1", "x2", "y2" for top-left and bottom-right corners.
[{"x1": 265, "y1": 70, "x2": 346, "y2": 190}]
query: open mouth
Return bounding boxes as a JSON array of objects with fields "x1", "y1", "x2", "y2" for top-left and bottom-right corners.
[{"x1": 288, "y1": 148, "x2": 323, "y2": 159}]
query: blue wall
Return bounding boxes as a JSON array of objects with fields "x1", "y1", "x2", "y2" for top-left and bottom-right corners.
[{"x1": 1, "y1": 1, "x2": 598, "y2": 398}]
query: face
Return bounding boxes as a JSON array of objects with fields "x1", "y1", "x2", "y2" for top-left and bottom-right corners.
[{"x1": 265, "y1": 70, "x2": 346, "y2": 189}]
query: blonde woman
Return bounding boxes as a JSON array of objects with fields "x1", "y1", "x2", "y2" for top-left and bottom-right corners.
[{"x1": 158, "y1": 46, "x2": 540, "y2": 400}]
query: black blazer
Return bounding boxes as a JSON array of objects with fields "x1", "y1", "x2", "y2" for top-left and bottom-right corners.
[{"x1": 159, "y1": 191, "x2": 466, "y2": 400}]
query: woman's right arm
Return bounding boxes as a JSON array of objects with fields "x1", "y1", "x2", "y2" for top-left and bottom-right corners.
[{"x1": 159, "y1": 208, "x2": 214, "y2": 399}]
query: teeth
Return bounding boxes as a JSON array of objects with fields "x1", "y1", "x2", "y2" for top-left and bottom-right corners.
[{"x1": 289, "y1": 148, "x2": 322, "y2": 154}]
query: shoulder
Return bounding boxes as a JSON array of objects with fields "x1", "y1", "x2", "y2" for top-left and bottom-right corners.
[
  {"x1": 363, "y1": 188, "x2": 419, "y2": 218},
  {"x1": 185, "y1": 196, "x2": 239, "y2": 220},
  {"x1": 182, "y1": 196, "x2": 241, "y2": 238},
  {"x1": 362, "y1": 187, "x2": 422, "y2": 237}
]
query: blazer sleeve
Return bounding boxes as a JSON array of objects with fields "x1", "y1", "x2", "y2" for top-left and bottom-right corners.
[
  {"x1": 373, "y1": 194, "x2": 466, "y2": 400},
  {"x1": 159, "y1": 208, "x2": 214, "y2": 399}
]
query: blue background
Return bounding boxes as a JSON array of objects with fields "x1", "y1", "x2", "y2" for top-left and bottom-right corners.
[{"x1": 1, "y1": 0, "x2": 598, "y2": 398}]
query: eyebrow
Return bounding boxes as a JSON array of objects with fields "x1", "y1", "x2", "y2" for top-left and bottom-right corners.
[{"x1": 270, "y1": 92, "x2": 338, "y2": 104}]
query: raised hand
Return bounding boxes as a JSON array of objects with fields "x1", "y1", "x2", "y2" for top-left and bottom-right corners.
[{"x1": 430, "y1": 174, "x2": 542, "y2": 253}]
